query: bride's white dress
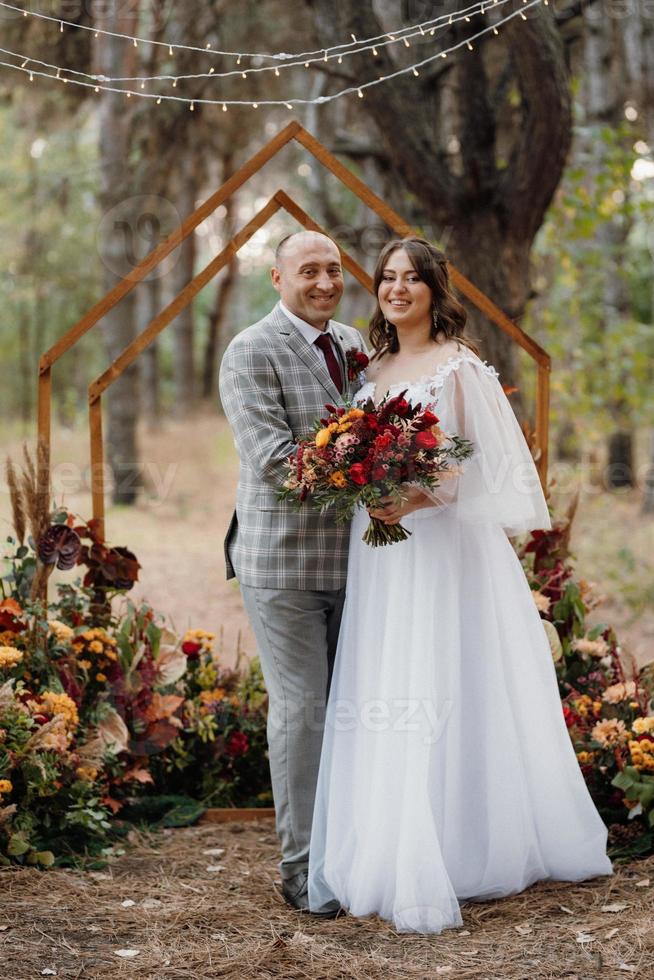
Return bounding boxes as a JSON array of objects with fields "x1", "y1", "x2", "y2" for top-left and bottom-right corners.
[{"x1": 308, "y1": 351, "x2": 613, "y2": 934}]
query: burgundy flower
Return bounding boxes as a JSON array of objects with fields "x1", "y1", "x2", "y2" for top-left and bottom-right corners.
[
  {"x1": 38, "y1": 524, "x2": 82, "y2": 570},
  {"x1": 226, "y1": 731, "x2": 249, "y2": 757},
  {"x1": 182, "y1": 641, "x2": 202, "y2": 659}
]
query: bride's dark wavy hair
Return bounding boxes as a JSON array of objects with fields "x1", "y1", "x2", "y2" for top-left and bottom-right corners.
[{"x1": 369, "y1": 237, "x2": 479, "y2": 358}]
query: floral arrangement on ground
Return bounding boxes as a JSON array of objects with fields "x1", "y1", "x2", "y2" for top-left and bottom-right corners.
[
  {"x1": 0, "y1": 448, "x2": 271, "y2": 868},
  {"x1": 1, "y1": 447, "x2": 653, "y2": 868}
]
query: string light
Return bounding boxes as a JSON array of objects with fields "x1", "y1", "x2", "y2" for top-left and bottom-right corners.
[
  {"x1": 0, "y1": 1, "x2": 542, "y2": 109},
  {"x1": 0, "y1": 0, "x2": 519, "y2": 94},
  {"x1": 0, "y1": 0, "x2": 500, "y2": 63}
]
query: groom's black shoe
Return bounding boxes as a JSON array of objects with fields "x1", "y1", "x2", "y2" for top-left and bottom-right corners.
[{"x1": 276, "y1": 871, "x2": 344, "y2": 919}]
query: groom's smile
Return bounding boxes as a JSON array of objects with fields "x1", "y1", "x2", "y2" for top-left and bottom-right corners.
[{"x1": 271, "y1": 230, "x2": 344, "y2": 329}]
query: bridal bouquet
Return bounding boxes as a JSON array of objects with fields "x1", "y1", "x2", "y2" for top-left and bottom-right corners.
[{"x1": 278, "y1": 392, "x2": 474, "y2": 546}]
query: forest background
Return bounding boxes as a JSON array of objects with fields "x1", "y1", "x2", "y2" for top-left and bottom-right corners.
[{"x1": 0, "y1": 0, "x2": 653, "y2": 669}]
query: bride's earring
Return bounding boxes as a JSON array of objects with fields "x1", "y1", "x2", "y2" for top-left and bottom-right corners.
[{"x1": 432, "y1": 305, "x2": 439, "y2": 331}]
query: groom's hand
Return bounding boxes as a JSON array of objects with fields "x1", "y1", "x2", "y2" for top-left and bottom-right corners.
[{"x1": 368, "y1": 486, "x2": 431, "y2": 524}]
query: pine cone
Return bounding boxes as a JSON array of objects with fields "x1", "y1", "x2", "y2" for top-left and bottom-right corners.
[{"x1": 37, "y1": 525, "x2": 82, "y2": 570}]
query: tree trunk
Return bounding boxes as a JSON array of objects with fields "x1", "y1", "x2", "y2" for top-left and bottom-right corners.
[
  {"x1": 642, "y1": 433, "x2": 654, "y2": 513},
  {"x1": 93, "y1": 3, "x2": 141, "y2": 505},
  {"x1": 170, "y1": 141, "x2": 197, "y2": 419},
  {"x1": 583, "y1": 9, "x2": 635, "y2": 488},
  {"x1": 306, "y1": 0, "x2": 572, "y2": 426},
  {"x1": 138, "y1": 275, "x2": 162, "y2": 429}
]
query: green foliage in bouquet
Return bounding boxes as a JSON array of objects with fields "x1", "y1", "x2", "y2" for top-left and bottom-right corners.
[{"x1": 517, "y1": 494, "x2": 654, "y2": 860}]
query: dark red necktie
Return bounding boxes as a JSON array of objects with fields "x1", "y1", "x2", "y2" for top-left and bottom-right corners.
[{"x1": 314, "y1": 332, "x2": 343, "y2": 394}]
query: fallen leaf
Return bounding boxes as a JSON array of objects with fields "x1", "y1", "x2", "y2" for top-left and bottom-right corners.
[
  {"x1": 635, "y1": 878, "x2": 650, "y2": 887},
  {"x1": 575, "y1": 933, "x2": 593, "y2": 944},
  {"x1": 605, "y1": 928, "x2": 619, "y2": 939},
  {"x1": 206, "y1": 865, "x2": 226, "y2": 873},
  {"x1": 0, "y1": 925, "x2": 9, "y2": 931},
  {"x1": 202, "y1": 848, "x2": 225, "y2": 857},
  {"x1": 120, "y1": 899, "x2": 136, "y2": 908},
  {"x1": 601, "y1": 903, "x2": 628, "y2": 913},
  {"x1": 515, "y1": 924, "x2": 532, "y2": 935},
  {"x1": 559, "y1": 905, "x2": 574, "y2": 914},
  {"x1": 458, "y1": 929, "x2": 471, "y2": 936},
  {"x1": 114, "y1": 949, "x2": 140, "y2": 958},
  {"x1": 41, "y1": 971, "x2": 57, "y2": 976}
]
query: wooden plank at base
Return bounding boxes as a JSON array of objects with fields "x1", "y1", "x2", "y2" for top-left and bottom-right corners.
[{"x1": 200, "y1": 808, "x2": 275, "y2": 824}]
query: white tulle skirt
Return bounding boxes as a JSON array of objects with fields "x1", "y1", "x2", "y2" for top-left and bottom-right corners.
[{"x1": 308, "y1": 504, "x2": 613, "y2": 933}]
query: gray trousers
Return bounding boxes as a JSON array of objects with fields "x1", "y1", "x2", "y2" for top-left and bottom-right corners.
[{"x1": 240, "y1": 585, "x2": 345, "y2": 880}]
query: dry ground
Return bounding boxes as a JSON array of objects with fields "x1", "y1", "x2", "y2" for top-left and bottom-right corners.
[
  {"x1": 1, "y1": 409, "x2": 653, "y2": 670},
  {"x1": 1, "y1": 819, "x2": 654, "y2": 980}
]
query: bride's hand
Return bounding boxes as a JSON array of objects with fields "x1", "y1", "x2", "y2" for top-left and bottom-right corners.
[{"x1": 368, "y1": 486, "x2": 431, "y2": 524}]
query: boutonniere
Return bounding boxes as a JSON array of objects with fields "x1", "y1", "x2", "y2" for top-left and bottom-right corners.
[{"x1": 345, "y1": 347, "x2": 369, "y2": 383}]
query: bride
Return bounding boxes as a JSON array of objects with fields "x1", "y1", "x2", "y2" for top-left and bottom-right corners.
[{"x1": 307, "y1": 236, "x2": 613, "y2": 934}]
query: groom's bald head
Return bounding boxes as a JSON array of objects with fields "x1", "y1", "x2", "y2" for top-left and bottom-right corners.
[
  {"x1": 272, "y1": 231, "x2": 344, "y2": 329},
  {"x1": 275, "y1": 231, "x2": 339, "y2": 267}
]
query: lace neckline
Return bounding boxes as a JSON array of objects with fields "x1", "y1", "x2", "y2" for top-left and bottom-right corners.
[{"x1": 360, "y1": 352, "x2": 499, "y2": 406}]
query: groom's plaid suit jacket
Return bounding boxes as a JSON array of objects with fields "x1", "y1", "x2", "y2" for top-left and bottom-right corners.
[{"x1": 219, "y1": 303, "x2": 368, "y2": 590}]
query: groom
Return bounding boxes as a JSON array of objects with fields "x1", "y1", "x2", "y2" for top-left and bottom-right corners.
[{"x1": 219, "y1": 231, "x2": 368, "y2": 916}]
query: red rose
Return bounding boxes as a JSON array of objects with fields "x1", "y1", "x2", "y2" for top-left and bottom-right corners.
[
  {"x1": 348, "y1": 463, "x2": 369, "y2": 486},
  {"x1": 355, "y1": 352, "x2": 369, "y2": 368},
  {"x1": 182, "y1": 640, "x2": 202, "y2": 659},
  {"x1": 392, "y1": 398, "x2": 410, "y2": 417},
  {"x1": 226, "y1": 731, "x2": 249, "y2": 757},
  {"x1": 415, "y1": 430, "x2": 438, "y2": 450},
  {"x1": 416, "y1": 410, "x2": 439, "y2": 430}
]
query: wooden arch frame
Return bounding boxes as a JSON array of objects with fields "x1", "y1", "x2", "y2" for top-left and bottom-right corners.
[{"x1": 37, "y1": 120, "x2": 550, "y2": 542}]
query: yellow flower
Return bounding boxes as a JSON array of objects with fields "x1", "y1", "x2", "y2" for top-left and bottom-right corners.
[
  {"x1": 89, "y1": 640, "x2": 104, "y2": 654},
  {"x1": 75, "y1": 766, "x2": 98, "y2": 782},
  {"x1": 48, "y1": 620, "x2": 74, "y2": 644},
  {"x1": 632, "y1": 717, "x2": 654, "y2": 735},
  {"x1": 330, "y1": 471, "x2": 347, "y2": 488},
  {"x1": 95, "y1": 673, "x2": 107, "y2": 683},
  {"x1": 0, "y1": 646, "x2": 23, "y2": 668},
  {"x1": 592, "y1": 701, "x2": 602, "y2": 715},
  {"x1": 531, "y1": 590, "x2": 551, "y2": 614},
  {"x1": 336, "y1": 421, "x2": 353, "y2": 433},
  {"x1": 576, "y1": 751, "x2": 595, "y2": 765},
  {"x1": 602, "y1": 681, "x2": 636, "y2": 705},
  {"x1": 0, "y1": 779, "x2": 13, "y2": 794},
  {"x1": 199, "y1": 688, "x2": 226, "y2": 705},
  {"x1": 78, "y1": 659, "x2": 92, "y2": 670},
  {"x1": 571, "y1": 636, "x2": 609, "y2": 658},
  {"x1": 315, "y1": 427, "x2": 333, "y2": 448},
  {"x1": 591, "y1": 718, "x2": 629, "y2": 748},
  {"x1": 40, "y1": 691, "x2": 79, "y2": 731},
  {"x1": 346, "y1": 408, "x2": 365, "y2": 419}
]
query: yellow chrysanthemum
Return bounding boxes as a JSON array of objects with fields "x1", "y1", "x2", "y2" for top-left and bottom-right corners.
[
  {"x1": 75, "y1": 766, "x2": 98, "y2": 782},
  {"x1": 48, "y1": 620, "x2": 74, "y2": 644},
  {"x1": 632, "y1": 717, "x2": 654, "y2": 736},
  {"x1": 95, "y1": 673, "x2": 107, "y2": 683},
  {"x1": 330, "y1": 471, "x2": 347, "y2": 488},
  {"x1": 0, "y1": 779, "x2": 13, "y2": 794},
  {"x1": 591, "y1": 718, "x2": 629, "y2": 748},
  {"x1": 0, "y1": 646, "x2": 23, "y2": 668},
  {"x1": 576, "y1": 751, "x2": 595, "y2": 765},
  {"x1": 88, "y1": 640, "x2": 104, "y2": 654},
  {"x1": 40, "y1": 691, "x2": 79, "y2": 730}
]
